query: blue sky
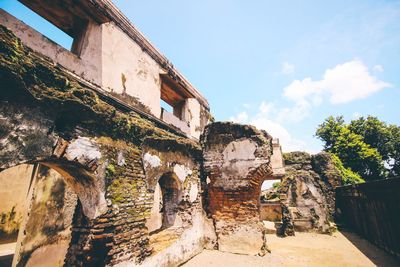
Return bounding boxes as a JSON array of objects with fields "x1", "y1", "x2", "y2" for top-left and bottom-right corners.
[{"x1": 2, "y1": 0, "x2": 400, "y2": 153}]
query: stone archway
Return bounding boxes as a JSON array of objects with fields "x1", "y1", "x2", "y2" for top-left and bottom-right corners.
[
  {"x1": 146, "y1": 172, "x2": 183, "y2": 234},
  {"x1": 0, "y1": 102, "x2": 112, "y2": 266}
]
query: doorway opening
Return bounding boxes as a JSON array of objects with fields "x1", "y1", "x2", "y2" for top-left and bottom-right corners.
[
  {"x1": 146, "y1": 172, "x2": 183, "y2": 253},
  {"x1": 260, "y1": 179, "x2": 282, "y2": 234}
]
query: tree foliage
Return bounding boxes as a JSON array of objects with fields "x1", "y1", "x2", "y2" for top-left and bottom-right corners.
[
  {"x1": 349, "y1": 116, "x2": 391, "y2": 161},
  {"x1": 316, "y1": 116, "x2": 400, "y2": 181},
  {"x1": 330, "y1": 153, "x2": 364, "y2": 185}
]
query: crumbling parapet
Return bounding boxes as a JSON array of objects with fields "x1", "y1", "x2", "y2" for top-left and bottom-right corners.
[{"x1": 201, "y1": 122, "x2": 273, "y2": 255}]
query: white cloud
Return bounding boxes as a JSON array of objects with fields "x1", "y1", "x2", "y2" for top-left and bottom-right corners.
[
  {"x1": 249, "y1": 116, "x2": 307, "y2": 152},
  {"x1": 282, "y1": 62, "x2": 295, "y2": 74},
  {"x1": 373, "y1": 64, "x2": 384, "y2": 72},
  {"x1": 276, "y1": 100, "x2": 311, "y2": 123},
  {"x1": 259, "y1": 101, "x2": 275, "y2": 115},
  {"x1": 283, "y1": 60, "x2": 391, "y2": 105},
  {"x1": 229, "y1": 60, "x2": 390, "y2": 153},
  {"x1": 229, "y1": 111, "x2": 248, "y2": 123}
]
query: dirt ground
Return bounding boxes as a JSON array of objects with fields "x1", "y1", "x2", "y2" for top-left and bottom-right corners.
[{"x1": 182, "y1": 231, "x2": 399, "y2": 267}]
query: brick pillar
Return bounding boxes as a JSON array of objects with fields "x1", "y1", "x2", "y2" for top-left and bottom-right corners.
[{"x1": 201, "y1": 122, "x2": 273, "y2": 255}]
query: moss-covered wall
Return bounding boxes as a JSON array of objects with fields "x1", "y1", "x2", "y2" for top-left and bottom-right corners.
[
  {"x1": 0, "y1": 25, "x2": 199, "y2": 156},
  {"x1": 0, "y1": 25, "x2": 207, "y2": 267}
]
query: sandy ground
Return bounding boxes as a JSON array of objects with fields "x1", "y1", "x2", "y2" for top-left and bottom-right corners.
[{"x1": 182, "y1": 231, "x2": 399, "y2": 267}]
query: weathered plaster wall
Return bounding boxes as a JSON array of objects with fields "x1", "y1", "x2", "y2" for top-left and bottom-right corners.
[
  {"x1": 15, "y1": 165, "x2": 78, "y2": 267},
  {"x1": 161, "y1": 109, "x2": 190, "y2": 136},
  {"x1": 0, "y1": 9, "x2": 103, "y2": 86},
  {"x1": 0, "y1": 8, "x2": 209, "y2": 140},
  {"x1": 146, "y1": 183, "x2": 162, "y2": 233},
  {"x1": 0, "y1": 164, "x2": 32, "y2": 242},
  {"x1": 139, "y1": 139, "x2": 216, "y2": 266},
  {"x1": 101, "y1": 21, "x2": 162, "y2": 117},
  {"x1": 118, "y1": 212, "x2": 216, "y2": 267},
  {"x1": 201, "y1": 122, "x2": 273, "y2": 255},
  {"x1": 182, "y1": 98, "x2": 202, "y2": 139}
]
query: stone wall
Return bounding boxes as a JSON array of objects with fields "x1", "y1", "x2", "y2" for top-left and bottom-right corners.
[
  {"x1": 260, "y1": 203, "x2": 282, "y2": 222},
  {"x1": 278, "y1": 152, "x2": 342, "y2": 233},
  {"x1": 201, "y1": 122, "x2": 273, "y2": 255},
  {"x1": 0, "y1": 25, "x2": 214, "y2": 267}
]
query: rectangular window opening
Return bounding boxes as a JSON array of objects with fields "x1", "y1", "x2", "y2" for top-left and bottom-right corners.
[
  {"x1": 160, "y1": 74, "x2": 190, "y2": 122},
  {"x1": 0, "y1": 1, "x2": 86, "y2": 55},
  {"x1": 161, "y1": 99, "x2": 173, "y2": 114}
]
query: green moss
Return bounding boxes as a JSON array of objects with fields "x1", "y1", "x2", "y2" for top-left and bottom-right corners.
[
  {"x1": 108, "y1": 178, "x2": 125, "y2": 204},
  {"x1": 0, "y1": 25, "x2": 201, "y2": 154},
  {"x1": 273, "y1": 181, "x2": 281, "y2": 189},
  {"x1": 330, "y1": 153, "x2": 365, "y2": 185},
  {"x1": 283, "y1": 151, "x2": 311, "y2": 165},
  {"x1": 106, "y1": 163, "x2": 116, "y2": 174}
]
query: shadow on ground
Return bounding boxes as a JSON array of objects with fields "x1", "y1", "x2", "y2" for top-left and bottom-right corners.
[{"x1": 340, "y1": 229, "x2": 400, "y2": 267}]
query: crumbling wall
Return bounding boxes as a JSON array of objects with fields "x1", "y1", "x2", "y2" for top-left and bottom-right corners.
[
  {"x1": 0, "y1": 25, "x2": 214, "y2": 267},
  {"x1": 312, "y1": 152, "x2": 343, "y2": 219},
  {"x1": 278, "y1": 152, "x2": 342, "y2": 233},
  {"x1": 260, "y1": 203, "x2": 282, "y2": 222},
  {"x1": 118, "y1": 139, "x2": 216, "y2": 267},
  {"x1": 201, "y1": 122, "x2": 273, "y2": 255}
]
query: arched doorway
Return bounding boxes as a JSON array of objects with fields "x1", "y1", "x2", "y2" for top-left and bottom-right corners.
[
  {"x1": 0, "y1": 163, "x2": 78, "y2": 267},
  {"x1": 147, "y1": 172, "x2": 182, "y2": 233},
  {"x1": 159, "y1": 172, "x2": 182, "y2": 229},
  {"x1": 146, "y1": 172, "x2": 183, "y2": 253}
]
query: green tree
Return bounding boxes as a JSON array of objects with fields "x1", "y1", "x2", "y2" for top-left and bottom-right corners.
[
  {"x1": 316, "y1": 116, "x2": 385, "y2": 181},
  {"x1": 349, "y1": 116, "x2": 391, "y2": 161},
  {"x1": 315, "y1": 116, "x2": 345, "y2": 151},
  {"x1": 388, "y1": 125, "x2": 400, "y2": 176}
]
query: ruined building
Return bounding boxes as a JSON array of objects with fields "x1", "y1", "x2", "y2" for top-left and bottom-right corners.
[
  {"x1": 0, "y1": 1, "x2": 286, "y2": 266},
  {"x1": 258, "y1": 151, "x2": 343, "y2": 236}
]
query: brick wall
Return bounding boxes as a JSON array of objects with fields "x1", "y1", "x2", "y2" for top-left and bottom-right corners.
[{"x1": 201, "y1": 122, "x2": 273, "y2": 255}]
